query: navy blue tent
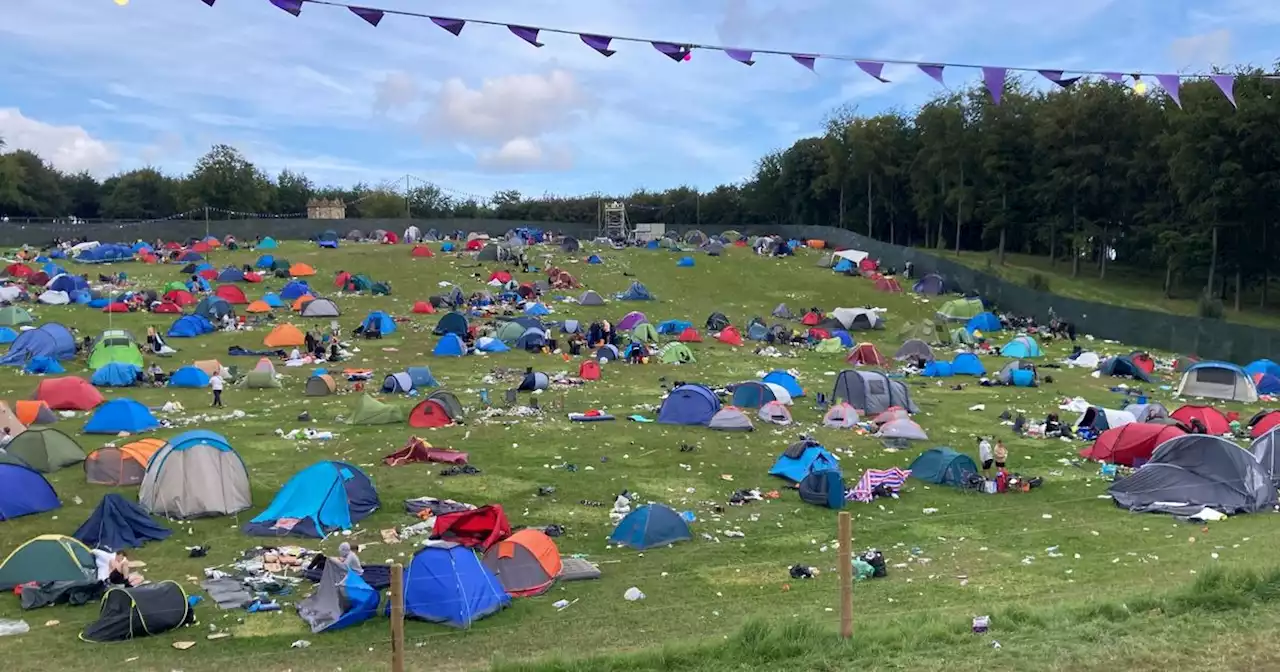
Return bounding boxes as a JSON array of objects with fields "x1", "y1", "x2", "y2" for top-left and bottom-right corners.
[
  {"x1": 244, "y1": 461, "x2": 379, "y2": 538},
  {"x1": 76, "y1": 244, "x2": 133, "y2": 263},
  {"x1": 91, "y1": 363, "x2": 140, "y2": 387},
  {"x1": 609, "y1": 503, "x2": 691, "y2": 549},
  {"x1": 217, "y1": 267, "x2": 245, "y2": 283},
  {"x1": 0, "y1": 323, "x2": 77, "y2": 366},
  {"x1": 193, "y1": 296, "x2": 233, "y2": 320},
  {"x1": 434, "y1": 312, "x2": 469, "y2": 336},
  {"x1": 388, "y1": 544, "x2": 509, "y2": 628},
  {"x1": 0, "y1": 464, "x2": 60, "y2": 520},
  {"x1": 73, "y1": 494, "x2": 170, "y2": 551},
  {"x1": 167, "y1": 315, "x2": 214, "y2": 338},
  {"x1": 280, "y1": 281, "x2": 311, "y2": 300},
  {"x1": 318, "y1": 239, "x2": 339, "y2": 249},
  {"x1": 318, "y1": 230, "x2": 339, "y2": 243},
  {"x1": 618, "y1": 281, "x2": 653, "y2": 301},
  {"x1": 48, "y1": 275, "x2": 89, "y2": 293},
  {"x1": 1099, "y1": 356, "x2": 1153, "y2": 382},
  {"x1": 657, "y1": 384, "x2": 720, "y2": 425}
]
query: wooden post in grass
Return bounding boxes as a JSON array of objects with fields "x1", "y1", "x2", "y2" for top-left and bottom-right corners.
[
  {"x1": 837, "y1": 511, "x2": 853, "y2": 639},
  {"x1": 390, "y1": 563, "x2": 405, "y2": 672}
]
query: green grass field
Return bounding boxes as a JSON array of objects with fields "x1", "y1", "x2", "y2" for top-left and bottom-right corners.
[{"x1": 0, "y1": 240, "x2": 1277, "y2": 672}]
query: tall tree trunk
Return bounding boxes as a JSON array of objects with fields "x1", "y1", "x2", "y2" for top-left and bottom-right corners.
[
  {"x1": 954, "y1": 165, "x2": 964, "y2": 256},
  {"x1": 1206, "y1": 225, "x2": 1219, "y2": 296},
  {"x1": 865, "y1": 174, "x2": 873, "y2": 238},
  {"x1": 1098, "y1": 225, "x2": 1108, "y2": 280},
  {"x1": 998, "y1": 192, "x2": 1007, "y2": 265},
  {"x1": 1048, "y1": 220, "x2": 1057, "y2": 268},
  {"x1": 1070, "y1": 204, "x2": 1080, "y2": 278},
  {"x1": 838, "y1": 185, "x2": 845, "y2": 229},
  {"x1": 1235, "y1": 270, "x2": 1243, "y2": 312},
  {"x1": 936, "y1": 172, "x2": 945, "y2": 249},
  {"x1": 1262, "y1": 224, "x2": 1270, "y2": 308},
  {"x1": 1164, "y1": 257, "x2": 1175, "y2": 299},
  {"x1": 889, "y1": 191, "x2": 896, "y2": 246}
]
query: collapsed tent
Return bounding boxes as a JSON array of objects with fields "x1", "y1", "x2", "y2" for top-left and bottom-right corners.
[
  {"x1": 73, "y1": 493, "x2": 171, "y2": 551},
  {"x1": 1109, "y1": 435, "x2": 1277, "y2": 515},
  {"x1": 297, "y1": 557, "x2": 379, "y2": 633}
]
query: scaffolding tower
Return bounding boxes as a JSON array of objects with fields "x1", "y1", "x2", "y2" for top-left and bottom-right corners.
[{"x1": 598, "y1": 201, "x2": 633, "y2": 241}]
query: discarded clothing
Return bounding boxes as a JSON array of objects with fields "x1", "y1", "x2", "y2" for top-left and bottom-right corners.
[{"x1": 403, "y1": 497, "x2": 476, "y2": 517}]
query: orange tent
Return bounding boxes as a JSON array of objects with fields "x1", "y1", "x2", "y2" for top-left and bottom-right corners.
[
  {"x1": 84, "y1": 438, "x2": 166, "y2": 486},
  {"x1": 482, "y1": 529, "x2": 562, "y2": 597},
  {"x1": 193, "y1": 359, "x2": 224, "y2": 376},
  {"x1": 14, "y1": 400, "x2": 56, "y2": 425},
  {"x1": 245, "y1": 300, "x2": 273, "y2": 313},
  {"x1": 291, "y1": 295, "x2": 316, "y2": 311},
  {"x1": 289, "y1": 263, "x2": 316, "y2": 277},
  {"x1": 807, "y1": 240, "x2": 826, "y2": 249},
  {"x1": 264, "y1": 323, "x2": 306, "y2": 348}
]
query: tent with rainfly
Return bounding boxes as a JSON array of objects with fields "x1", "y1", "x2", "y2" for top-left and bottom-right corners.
[
  {"x1": 609, "y1": 503, "x2": 691, "y2": 550},
  {"x1": 80, "y1": 581, "x2": 192, "y2": 642},
  {"x1": 138, "y1": 430, "x2": 250, "y2": 518},
  {"x1": 388, "y1": 543, "x2": 510, "y2": 628},
  {"x1": 84, "y1": 399, "x2": 158, "y2": 434},
  {"x1": 348, "y1": 394, "x2": 404, "y2": 425},
  {"x1": 0, "y1": 464, "x2": 60, "y2": 521},
  {"x1": 245, "y1": 461, "x2": 379, "y2": 538},
  {"x1": 4, "y1": 427, "x2": 84, "y2": 473},
  {"x1": 0, "y1": 535, "x2": 95, "y2": 590},
  {"x1": 482, "y1": 529, "x2": 563, "y2": 597}
]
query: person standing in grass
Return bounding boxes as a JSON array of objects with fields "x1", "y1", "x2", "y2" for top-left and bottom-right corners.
[
  {"x1": 994, "y1": 440, "x2": 1008, "y2": 472},
  {"x1": 978, "y1": 436, "x2": 994, "y2": 477},
  {"x1": 209, "y1": 371, "x2": 225, "y2": 408}
]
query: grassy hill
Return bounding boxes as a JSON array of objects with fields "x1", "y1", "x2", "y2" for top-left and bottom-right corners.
[{"x1": 0, "y1": 241, "x2": 1276, "y2": 671}]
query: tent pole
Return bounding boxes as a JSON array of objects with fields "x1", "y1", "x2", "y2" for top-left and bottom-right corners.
[{"x1": 390, "y1": 563, "x2": 405, "y2": 672}]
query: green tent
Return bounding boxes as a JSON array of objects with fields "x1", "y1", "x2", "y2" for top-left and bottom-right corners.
[
  {"x1": 897, "y1": 320, "x2": 951, "y2": 345},
  {"x1": 721, "y1": 229, "x2": 741, "y2": 240},
  {"x1": 0, "y1": 535, "x2": 96, "y2": 590},
  {"x1": 5, "y1": 427, "x2": 85, "y2": 473},
  {"x1": 936, "y1": 298, "x2": 984, "y2": 321},
  {"x1": 347, "y1": 274, "x2": 373, "y2": 292},
  {"x1": 659, "y1": 343, "x2": 696, "y2": 364},
  {"x1": 88, "y1": 330, "x2": 143, "y2": 370},
  {"x1": 271, "y1": 258, "x2": 292, "y2": 271},
  {"x1": 163, "y1": 281, "x2": 188, "y2": 293},
  {"x1": 348, "y1": 394, "x2": 404, "y2": 425},
  {"x1": 950, "y1": 327, "x2": 977, "y2": 346},
  {"x1": 241, "y1": 370, "x2": 281, "y2": 389},
  {"x1": 631, "y1": 323, "x2": 659, "y2": 342},
  {"x1": 371, "y1": 282, "x2": 391, "y2": 296},
  {"x1": 495, "y1": 321, "x2": 525, "y2": 343},
  {"x1": 815, "y1": 338, "x2": 845, "y2": 354},
  {"x1": 0, "y1": 306, "x2": 33, "y2": 327}
]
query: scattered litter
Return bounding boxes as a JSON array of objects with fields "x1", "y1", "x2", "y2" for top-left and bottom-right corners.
[{"x1": 624, "y1": 587, "x2": 645, "y2": 601}]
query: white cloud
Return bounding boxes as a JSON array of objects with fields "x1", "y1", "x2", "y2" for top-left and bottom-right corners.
[
  {"x1": 88, "y1": 98, "x2": 117, "y2": 111},
  {"x1": 477, "y1": 137, "x2": 572, "y2": 172},
  {"x1": 1169, "y1": 29, "x2": 1232, "y2": 69},
  {"x1": 373, "y1": 71, "x2": 420, "y2": 113},
  {"x1": 423, "y1": 70, "x2": 589, "y2": 144},
  {"x1": 0, "y1": 108, "x2": 118, "y2": 175}
]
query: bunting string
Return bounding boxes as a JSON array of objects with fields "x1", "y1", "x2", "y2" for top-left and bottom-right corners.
[{"x1": 192, "y1": 0, "x2": 1260, "y2": 108}]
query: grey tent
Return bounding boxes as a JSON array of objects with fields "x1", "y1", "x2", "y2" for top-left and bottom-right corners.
[
  {"x1": 296, "y1": 558, "x2": 377, "y2": 633},
  {"x1": 138, "y1": 433, "x2": 251, "y2": 518},
  {"x1": 561, "y1": 319, "x2": 582, "y2": 335},
  {"x1": 305, "y1": 374, "x2": 337, "y2": 396},
  {"x1": 701, "y1": 241, "x2": 725, "y2": 256},
  {"x1": 427, "y1": 390, "x2": 464, "y2": 421},
  {"x1": 893, "y1": 339, "x2": 935, "y2": 362},
  {"x1": 578, "y1": 290, "x2": 605, "y2": 306},
  {"x1": 683, "y1": 230, "x2": 709, "y2": 245},
  {"x1": 877, "y1": 418, "x2": 928, "y2": 440},
  {"x1": 708, "y1": 407, "x2": 754, "y2": 431},
  {"x1": 831, "y1": 370, "x2": 918, "y2": 415},
  {"x1": 831, "y1": 308, "x2": 883, "y2": 331},
  {"x1": 561, "y1": 237, "x2": 580, "y2": 252},
  {"x1": 345, "y1": 229, "x2": 364, "y2": 241},
  {"x1": 1111, "y1": 434, "x2": 1277, "y2": 515},
  {"x1": 383, "y1": 372, "x2": 414, "y2": 393},
  {"x1": 996, "y1": 360, "x2": 1038, "y2": 385},
  {"x1": 518, "y1": 371, "x2": 550, "y2": 391},
  {"x1": 477, "y1": 243, "x2": 511, "y2": 262},
  {"x1": 1252, "y1": 428, "x2": 1280, "y2": 489},
  {"x1": 771, "y1": 303, "x2": 793, "y2": 319},
  {"x1": 1125, "y1": 402, "x2": 1170, "y2": 423},
  {"x1": 516, "y1": 328, "x2": 547, "y2": 351},
  {"x1": 815, "y1": 253, "x2": 835, "y2": 268},
  {"x1": 300, "y1": 297, "x2": 341, "y2": 318}
]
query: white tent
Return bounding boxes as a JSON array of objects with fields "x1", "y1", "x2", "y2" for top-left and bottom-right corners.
[
  {"x1": 37, "y1": 290, "x2": 69, "y2": 305},
  {"x1": 834, "y1": 249, "x2": 869, "y2": 264},
  {"x1": 762, "y1": 382, "x2": 794, "y2": 406}
]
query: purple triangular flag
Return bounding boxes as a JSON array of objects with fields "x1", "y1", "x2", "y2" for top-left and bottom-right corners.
[
  {"x1": 580, "y1": 34, "x2": 616, "y2": 57},
  {"x1": 430, "y1": 17, "x2": 465, "y2": 36},
  {"x1": 651, "y1": 42, "x2": 688, "y2": 62},
  {"x1": 1039, "y1": 70, "x2": 1080, "y2": 88},
  {"x1": 1210, "y1": 74, "x2": 1237, "y2": 108},
  {"x1": 268, "y1": 0, "x2": 302, "y2": 16},
  {"x1": 724, "y1": 49, "x2": 755, "y2": 66},
  {"x1": 1103, "y1": 72, "x2": 1124, "y2": 83},
  {"x1": 508, "y1": 26, "x2": 544, "y2": 48},
  {"x1": 348, "y1": 6, "x2": 383, "y2": 27},
  {"x1": 982, "y1": 67, "x2": 1007, "y2": 104},
  {"x1": 791, "y1": 54, "x2": 816, "y2": 71},
  {"x1": 200, "y1": 0, "x2": 216, "y2": 6},
  {"x1": 918, "y1": 64, "x2": 945, "y2": 86},
  {"x1": 1155, "y1": 74, "x2": 1182, "y2": 108},
  {"x1": 856, "y1": 61, "x2": 890, "y2": 83}
]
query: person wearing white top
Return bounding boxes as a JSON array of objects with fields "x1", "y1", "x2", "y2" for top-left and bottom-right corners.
[
  {"x1": 978, "y1": 437, "x2": 994, "y2": 476},
  {"x1": 209, "y1": 373, "x2": 224, "y2": 407}
]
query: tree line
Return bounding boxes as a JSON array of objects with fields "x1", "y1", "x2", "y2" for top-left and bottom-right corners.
[{"x1": 2, "y1": 66, "x2": 1278, "y2": 309}]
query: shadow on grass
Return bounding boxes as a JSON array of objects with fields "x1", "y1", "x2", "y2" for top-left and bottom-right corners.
[{"x1": 493, "y1": 566, "x2": 1280, "y2": 672}]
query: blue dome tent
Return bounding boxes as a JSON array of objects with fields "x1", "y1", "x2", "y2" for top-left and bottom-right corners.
[
  {"x1": 965, "y1": 312, "x2": 1001, "y2": 334},
  {"x1": 433, "y1": 334, "x2": 467, "y2": 357},
  {"x1": 0, "y1": 464, "x2": 60, "y2": 520},
  {"x1": 657, "y1": 384, "x2": 720, "y2": 425},
  {"x1": 48, "y1": 274, "x2": 89, "y2": 293},
  {"x1": 475, "y1": 337, "x2": 509, "y2": 352},
  {"x1": 244, "y1": 461, "x2": 378, "y2": 538},
  {"x1": 168, "y1": 365, "x2": 211, "y2": 388},
  {"x1": 618, "y1": 281, "x2": 653, "y2": 301},
  {"x1": 24, "y1": 357, "x2": 65, "y2": 374},
  {"x1": 676, "y1": 256, "x2": 695, "y2": 267},
  {"x1": 258, "y1": 237, "x2": 278, "y2": 249},
  {"x1": 769, "y1": 442, "x2": 841, "y2": 483},
  {"x1": 280, "y1": 281, "x2": 311, "y2": 300},
  {"x1": 909, "y1": 448, "x2": 979, "y2": 487},
  {"x1": 1000, "y1": 335, "x2": 1043, "y2": 358},
  {"x1": 524, "y1": 303, "x2": 550, "y2": 316},
  {"x1": 832, "y1": 258, "x2": 854, "y2": 273},
  {"x1": 762, "y1": 370, "x2": 804, "y2": 397},
  {"x1": 1245, "y1": 359, "x2": 1280, "y2": 379},
  {"x1": 0, "y1": 323, "x2": 77, "y2": 366},
  {"x1": 0, "y1": 327, "x2": 17, "y2": 343},
  {"x1": 922, "y1": 360, "x2": 953, "y2": 377},
  {"x1": 360, "y1": 311, "x2": 397, "y2": 335},
  {"x1": 388, "y1": 544, "x2": 509, "y2": 628},
  {"x1": 167, "y1": 315, "x2": 215, "y2": 338},
  {"x1": 216, "y1": 267, "x2": 245, "y2": 283},
  {"x1": 609, "y1": 503, "x2": 691, "y2": 550},
  {"x1": 91, "y1": 363, "x2": 140, "y2": 387},
  {"x1": 255, "y1": 254, "x2": 276, "y2": 269},
  {"x1": 262, "y1": 292, "x2": 284, "y2": 308},
  {"x1": 84, "y1": 399, "x2": 158, "y2": 434},
  {"x1": 586, "y1": 254, "x2": 602, "y2": 264},
  {"x1": 657, "y1": 320, "x2": 692, "y2": 335},
  {"x1": 951, "y1": 352, "x2": 987, "y2": 376}
]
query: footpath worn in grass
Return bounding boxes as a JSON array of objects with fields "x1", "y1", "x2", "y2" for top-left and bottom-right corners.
[{"x1": 0, "y1": 241, "x2": 1276, "y2": 672}]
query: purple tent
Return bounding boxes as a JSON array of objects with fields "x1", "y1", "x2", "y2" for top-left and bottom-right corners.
[{"x1": 617, "y1": 311, "x2": 647, "y2": 332}]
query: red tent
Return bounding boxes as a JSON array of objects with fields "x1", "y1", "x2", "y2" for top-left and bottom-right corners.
[
  {"x1": 716, "y1": 326, "x2": 743, "y2": 346},
  {"x1": 1080, "y1": 423, "x2": 1185, "y2": 466},
  {"x1": 411, "y1": 301, "x2": 435, "y2": 314},
  {"x1": 408, "y1": 398, "x2": 453, "y2": 428},
  {"x1": 466, "y1": 239, "x2": 484, "y2": 251},
  {"x1": 382, "y1": 231, "x2": 399, "y2": 244},
  {"x1": 807, "y1": 328, "x2": 830, "y2": 340},
  {"x1": 383, "y1": 437, "x2": 468, "y2": 466},
  {"x1": 152, "y1": 301, "x2": 182, "y2": 314},
  {"x1": 214, "y1": 284, "x2": 249, "y2": 304},
  {"x1": 411, "y1": 246, "x2": 434, "y2": 258},
  {"x1": 139, "y1": 252, "x2": 158, "y2": 264},
  {"x1": 846, "y1": 343, "x2": 889, "y2": 367},
  {"x1": 3, "y1": 263, "x2": 32, "y2": 278},
  {"x1": 1251, "y1": 410, "x2": 1280, "y2": 438},
  {"x1": 243, "y1": 271, "x2": 263, "y2": 283},
  {"x1": 198, "y1": 269, "x2": 218, "y2": 280},
  {"x1": 103, "y1": 301, "x2": 129, "y2": 313},
  {"x1": 859, "y1": 258, "x2": 878, "y2": 272},
  {"x1": 677, "y1": 327, "x2": 702, "y2": 343},
  {"x1": 334, "y1": 271, "x2": 351, "y2": 289},
  {"x1": 488, "y1": 271, "x2": 512, "y2": 284},
  {"x1": 34, "y1": 377, "x2": 104, "y2": 410},
  {"x1": 1171, "y1": 405, "x2": 1231, "y2": 435},
  {"x1": 27, "y1": 271, "x2": 48, "y2": 286},
  {"x1": 801, "y1": 312, "x2": 822, "y2": 326},
  {"x1": 191, "y1": 242, "x2": 212, "y2": 253},
  {"x1": 164, "y1": 289, "x2": 195, "y2": 306},
  {"x1": 579, "y1": 360, "x2": 601, "y2": 380},
  {"x1": 432, "y1": 505, "x2": 510, "y2": 551},
  {"x1": 874, "y1": 277, "x2": 902, "y2": 293},
  {"x1": 1129, "y1": 351, "x2": 1156, "y2": 374}
]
